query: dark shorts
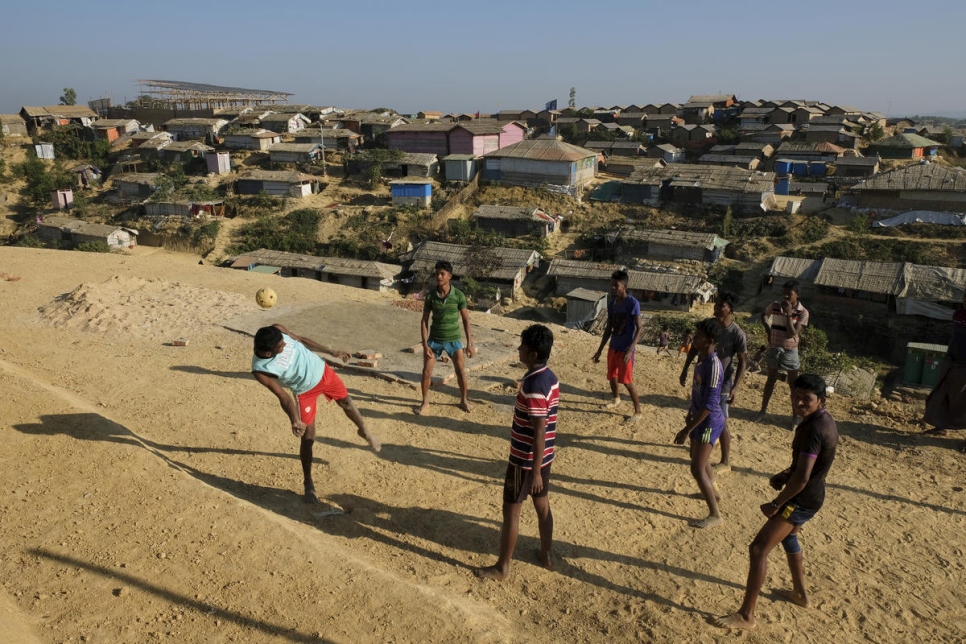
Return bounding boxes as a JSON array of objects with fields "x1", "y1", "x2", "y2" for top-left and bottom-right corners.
[
  {"x1": 690, "y1": 423, "x2": 724, "y2": 446},
  {"x1": 776, "y1": 502, "x2": 817, "y2": 526},
  {"x1": 765, "y1": 347, "x2": 800, "y2": 372},
  {"x1": 503, "y1": 462, "x2": 552, "y2": 504}
]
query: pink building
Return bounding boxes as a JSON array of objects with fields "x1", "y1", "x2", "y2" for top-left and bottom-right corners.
[{"x1": 388, "y1": 121, "x2": 528, "y2": 157}]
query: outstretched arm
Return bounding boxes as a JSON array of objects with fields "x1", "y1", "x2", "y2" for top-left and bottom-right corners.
[
  {"x1": 252, "y1": 371, "x2": 306, "y2": 436},
  {"x1": 272, "y1": 323, "x2": 349, "y2": 362}
]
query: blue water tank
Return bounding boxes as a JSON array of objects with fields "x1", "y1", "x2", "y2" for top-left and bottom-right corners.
[
  {"x1": 809, "y1": 161, "x2": 827, "y2": 177},
  {"x1": 775, "y1": 159, "x2": 792, "y2": 175},
  {"x1": 792, "y1": 161, "x2": 809, "y2": 176},
  {"x1": 775, "y1": 177, "x2": 790, "y2": 195}
]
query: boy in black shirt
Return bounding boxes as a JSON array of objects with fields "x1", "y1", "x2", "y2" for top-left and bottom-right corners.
[{"x1": 716, "y1": 373, "x2": 838, "y2": 630}]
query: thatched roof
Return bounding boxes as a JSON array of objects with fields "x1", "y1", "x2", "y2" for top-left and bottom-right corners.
[
  {"x1": 813, "y1": 258, "x2": 905, "y2": 295},
  {"x1": 763, "y1": 257, "x2": 822, "y2": 281},
  {"x1": 400, "y1": 241, "x2": 539, "y2": 282}
]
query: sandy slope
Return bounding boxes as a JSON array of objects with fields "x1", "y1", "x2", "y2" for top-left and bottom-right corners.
[{"x1": 1, "y1": 245, "x2": 964, "y2": 643}]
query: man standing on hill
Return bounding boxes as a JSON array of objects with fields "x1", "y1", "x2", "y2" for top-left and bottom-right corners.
[
  {"x1": 756, "y1": 280, "x2": 809, "y2": 429},
  {"x1": 593, "y1": 270, "x2": 643, "y2": 424},
  {"x1": 680, "y1": 291, "x2": 748, "y2": 472},
  {"x1": 415, "y1": 260, "x2": 476, "y2": 415}
]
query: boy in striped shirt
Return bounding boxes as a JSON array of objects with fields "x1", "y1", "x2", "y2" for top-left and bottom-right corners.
[
  {"x1": 675, "y1": 319, "x2": 725, "y2": 528},
  {"x1": 479, "y1": 325, "x2": 559, "y2": 581}
]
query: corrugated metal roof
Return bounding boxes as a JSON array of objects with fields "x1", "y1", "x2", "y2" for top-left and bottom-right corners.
[
  {"x1": 852, "y1": 164, "x2": 966, "y2": 192},
  {"x1": 618, "y1": 228, "x2": 723, "y2": 250},
  {"x1": 401, "y1": 241, "x2": 538, "y2": 281},
  {"x1": 565, "y1": 288, "x2": 606, "y2": 302},
  {"x1": 388, "y1": 123, "x2": 455, "y2": 133},
  {"x1": 259, "y1": 113, "x2": 307, "y2": 122},
  {"x1": 623, "y1": 164, "x2": 775, "y2": 193},
  {"x1": 231, "y1": 248, "x2": 322, "y2": 270},
  {"x1": 268, "y1": 143, "x2": 321, "y2": 153},
  {"x1": 483, "y1": 139, "x2": 597, "y2": 162},
  {"x1": 869, "y1": 133, "x2": 942, "y2": 149},
  {"x1": 162, "y1": 141, "x2": 213, "y2": 152},
  {"x1": 240, "y1": 170, "x2": 316, "y2": 183},
  {"x1": 833, "y1": 156, "x2": 879, "y2": 167},
  {"x1": 547, "y1": 259, "x2": 624, "y2": 279},
  {"x1": 688, "y1": 94, "x2": 735, "y2": 104},
  {"x1": 21, "y1": 105, "x2": 98, "y2": 118},
  {"x1": 814, "y1": 258, "x2": 905, "y2": 295},
  {"x1": 626, "y1": 270, "x2": 712, "y2": 294},
  {"x1": 0, "y1": 113, "x2": 25, "y2": 124},
  {"x1": 164, "y1": 118, "x2": 227, "y2": 126},
  {"x1": 472, "y1": 205, "x2": 548, "y2": 221},
  {"x1": 318, "y1": 257, "x2": 400, "y2": 280},
  {"x1": 456, "y1": 122, "x2": 506, "y2": 135}
]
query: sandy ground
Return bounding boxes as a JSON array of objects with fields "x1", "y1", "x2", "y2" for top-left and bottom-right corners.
[{"x1": 1, "y1": 246, "x2": 965, "y2": 644}]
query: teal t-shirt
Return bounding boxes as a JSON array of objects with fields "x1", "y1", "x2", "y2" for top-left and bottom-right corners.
[
  {"x1": 425, "y1": 287, "x2": 467, "y2": 343},
  {"x1": 251, "y1": 333, "x2": 325, "y2": 395}
]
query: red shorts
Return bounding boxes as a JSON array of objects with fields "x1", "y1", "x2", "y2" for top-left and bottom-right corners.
[
  {"x1": 295, "y1": 367, "x2": 348, "y2": 424},
  {"x1": 607, "y1": 348, "x2": 634, "y2": 384}
]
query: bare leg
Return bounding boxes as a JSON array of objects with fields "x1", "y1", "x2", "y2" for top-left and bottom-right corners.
[
  {"x1": 690, "y1": 440, "x2": 722, "y2": 528},
  {"x1": 336, "y1": 396, "x2": 380, "y2": 452},
  {"x1": 624, "y1": 382, "x2": 642, "y2": 416},
  {"x1": 778, "y1": 528, "x2": 809, "y2": 607},
  {"x1": 452, "y1": 349, "x2": 471, "y2": 413},
  {"x1": 717, "y1": 422, "x2": 732, "y2": 469},
  {"x1": 415, "y1": 353, "x2": 435, "y2": 415},
  {"x1": 300, "y1": 423, "x2": 320, "y2": 504},
  {"x1": 716, "y1": 516, "x2": 796, "y2": 629},
  {"x1": 478, "y1": 502, "x2": 523, "y2": 581},
  {"x1": 758, "y1": 367, "x2": 779, "y2": 417},
  {"x1": 532, "y1": 494, "x2": 554, "y2": 571},
  {"x1": 602, "y1": 378, "x2": 621, "y2": 409}
]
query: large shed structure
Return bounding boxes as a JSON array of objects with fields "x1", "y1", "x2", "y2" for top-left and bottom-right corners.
[{"x1": 481, "y1": 139, "x2": 598, "y2": 192}]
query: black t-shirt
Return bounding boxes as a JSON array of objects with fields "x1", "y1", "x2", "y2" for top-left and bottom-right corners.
[{"x1": 788, "y1": 409, "x2": 838, "y2": 511}]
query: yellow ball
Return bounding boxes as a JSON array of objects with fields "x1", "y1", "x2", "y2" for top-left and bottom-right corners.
[{"x1": 255, "y1": 287, "x2": 277, "y2": 309}]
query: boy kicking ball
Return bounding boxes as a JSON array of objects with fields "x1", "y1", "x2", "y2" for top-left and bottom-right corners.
[
  {"x1": 717, "y1": 374, "x2": 838, "y2": 629},
  {"x1": 674, "y1": 319, "x2": 724, "y2": 529},
  {"x1": 479, "y1": 325, "x2": 559, "y2": 581}
]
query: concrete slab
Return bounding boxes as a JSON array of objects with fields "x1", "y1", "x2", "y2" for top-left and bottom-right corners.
[{"x1": 225, "y1": 300, "x2": 520, "y2": 388}]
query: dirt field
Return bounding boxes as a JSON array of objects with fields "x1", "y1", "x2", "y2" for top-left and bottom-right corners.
[{"x1": 1, "y1": 246, "x2": 965, "y2": 643}]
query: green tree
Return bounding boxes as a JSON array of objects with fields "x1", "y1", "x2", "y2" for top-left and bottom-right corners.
[
  {"x1": 60, "y1": 87, "x2": 77, "y2": 106},
  {"x1": 867, "y1": 122, "x2": 884, "y2": 142},
  {"x1": 568, "y1": 87, "x2": 576, "y2": 109},
  {"x1": 12, "y1": 155, "x2": 73, "y2": 207},
  {"x1": 717, "y1": 128, "x2": 740, "y2": 145},
  {"x1": 721, "y1": 206, "x2": 734, "y2": 236}
]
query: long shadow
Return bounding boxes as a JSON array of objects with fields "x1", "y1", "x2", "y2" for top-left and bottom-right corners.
[
  {"x1": 170, "y1": 365, "x2": 253, "y2": 380},
  {"x1": 28, "y1": 549, "x2": 332, "y2": 643},
  {"x1": 12, "y1": 413, "x2": 303, "y2": 462}
]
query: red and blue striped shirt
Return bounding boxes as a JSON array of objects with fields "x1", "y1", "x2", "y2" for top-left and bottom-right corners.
[{"x1": 509, "y1": 365, "x2": 559, "y2": 469}]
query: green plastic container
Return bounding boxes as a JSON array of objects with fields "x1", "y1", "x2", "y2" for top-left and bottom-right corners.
[
  {"x1": 903, "y1": 349, "x2": 925, "y2": 385},
  {"x1": 921, "y1": 356, "x2": 944, "y2": 388}
]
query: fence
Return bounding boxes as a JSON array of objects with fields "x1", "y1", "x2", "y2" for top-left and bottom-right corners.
[
  {"x1": 432, "y1": 174, "x2": 479, "y2": 223},
  {"x1": 138, "y1": 231, "x2": 211, "y2": 255}
]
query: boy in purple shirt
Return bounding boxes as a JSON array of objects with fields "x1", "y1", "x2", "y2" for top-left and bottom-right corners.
[{"x1": 675, "y1": 319, "x2": 725, "y2": 528}]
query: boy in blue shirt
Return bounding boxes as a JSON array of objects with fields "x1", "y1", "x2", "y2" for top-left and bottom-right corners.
[
  {"x1": 592, "y1": 270, "x2": 643, "y2": 423},
  {"x1": 675, "y1": 318, "x2": 725, "y2": 528},
  {"x1": 252, "y1": 324, "x2": 381, "y2": 504}
]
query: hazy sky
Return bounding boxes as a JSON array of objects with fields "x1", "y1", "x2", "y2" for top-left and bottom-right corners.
[{"x1": 2, "y1": 0, "x2": 964, "y2": 118}]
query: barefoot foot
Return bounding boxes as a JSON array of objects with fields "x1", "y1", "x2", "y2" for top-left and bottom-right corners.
[
  {"x1": 715, "y1": 612, "x2": 755, "y2": 629},
  {"x1": 358, "y1": 427, "x2": 381, "y2": 452},
  {"x1": 776, "y1": 588, "x2": 809, "y2": 608},
  {"x1": 692, "y1": 514, "x2": 723, "y2": 529},
  {"x1": 536, "y1": 549, "x2": 554, "y2": 571},
  {"x1": 713, "y1": 462, "x2": 732, "y2": 474},
  {"x1": 413, "y1": 404, "x2": 429, "y2": 416},
  {"x1": 624, "y1": 413, "x2": 641, "y2": 425},
  {"x1": 458, "y1": 400, "x2": 472, "y2": 413},
  {"x1": 477, "y1": 565, "x2": 509, "y2": 581},
  {"x1": 303, "y1": 486, "x2": 321, "y2": 505},
  {"x1": 601, "y1": 398, "x2": 621, "y2": 410}
]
